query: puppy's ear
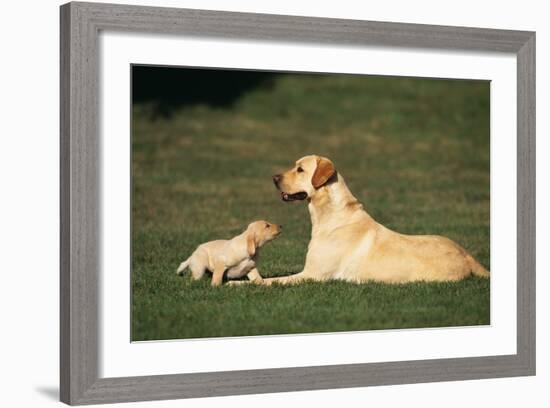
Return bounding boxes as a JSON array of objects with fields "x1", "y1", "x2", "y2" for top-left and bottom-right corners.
[
  {"x1": 311, "y1": 157, "x2": 336, "y2": 189},
  {"x1": 246, "y1": 232, "x2": 256, "y2": 257}
]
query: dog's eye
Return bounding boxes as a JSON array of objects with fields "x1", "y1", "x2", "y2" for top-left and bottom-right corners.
[
  {"x1": 265, "y1": 224, "x2": 270, "y2": 228},
  {"x1": 297, "y1": 167, "x2": 304, "y2": 173}
]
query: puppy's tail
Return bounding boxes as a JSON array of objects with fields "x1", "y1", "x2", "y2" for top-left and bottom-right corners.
[
  {"x1": 176, "y1": 258, "x2": 191, "y2": 276},
  {"x1": 467, "y1": 254, "x2": 490, "y2": 279}
]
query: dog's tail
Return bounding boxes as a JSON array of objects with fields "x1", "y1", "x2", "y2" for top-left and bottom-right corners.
[
  {"x1": 467, "y1": 254, "x2": 490, "y2": 278},
  {"x1": 176, "y1": 258, "x2": 191, "y2": 276}
]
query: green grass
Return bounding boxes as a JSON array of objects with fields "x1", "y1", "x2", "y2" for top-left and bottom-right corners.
[{"x1": 132, "y1": 71, "x2": 490, "y2": 341}]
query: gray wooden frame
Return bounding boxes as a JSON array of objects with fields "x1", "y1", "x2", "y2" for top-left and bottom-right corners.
[{"x1": 60, "y1": 1, "x2": 536, "y2": 405}]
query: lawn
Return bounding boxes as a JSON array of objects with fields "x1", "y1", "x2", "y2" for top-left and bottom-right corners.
[{"x1": 131, "y1": 67, "x2": 490, "y2": 341}]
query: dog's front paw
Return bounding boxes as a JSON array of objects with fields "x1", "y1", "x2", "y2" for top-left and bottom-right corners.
[{"x1": 227, "y1": 280, "x2": 250, "y2": 287}]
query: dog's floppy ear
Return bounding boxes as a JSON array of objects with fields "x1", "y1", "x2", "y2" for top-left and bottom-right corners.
[
  {"x1": 311, "y1": 157, "x2": 336, "y2": 189},
  {"x1": 246, "y1": 231, "x2": 256, "y2": 257}
]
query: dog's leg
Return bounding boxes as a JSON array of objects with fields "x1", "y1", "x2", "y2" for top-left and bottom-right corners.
[
  {"x1": 189, "y1": 262, "x2": 207, "y2": 281},
  {"x1": 226, "y1": 268, "x2": 264, "y2": 287},
  {"x1": 227, "y1": 270, "x2": 304, "y2": 286},
  {"x1": 246, "y1": 268, "x2": 264, "y2": 283},
  {"x1": 211, "y1": 263, "x2": 226, "y2": 287},
  {"x1": 259, "y1": 272, "x2": 310, "y2": 286}
]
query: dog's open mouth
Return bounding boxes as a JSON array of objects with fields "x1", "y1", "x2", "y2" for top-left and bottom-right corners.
[{"x1": 281, "y1": 191, "x2": 308, "y2": 202}]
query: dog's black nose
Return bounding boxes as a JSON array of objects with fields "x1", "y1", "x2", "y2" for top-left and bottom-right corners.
[
  {"x1": 272, "y1": 174, "x2": 282, "y2": 187},
  {"x1": 279, "y1": 225, "x2": 283, "y2": 230}
]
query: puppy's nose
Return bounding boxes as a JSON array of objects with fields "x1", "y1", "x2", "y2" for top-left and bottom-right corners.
[
  {"x1": 279, "y1": 225, "x2": 283, "y2": 230},
  {"x1": 272, "y1": 174, "x2": 282, "y2": 187}
]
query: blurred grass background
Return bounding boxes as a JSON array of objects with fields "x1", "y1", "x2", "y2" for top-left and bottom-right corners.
[{"x1": 131, "y1": 66, "x2": 490, "y2": 341}]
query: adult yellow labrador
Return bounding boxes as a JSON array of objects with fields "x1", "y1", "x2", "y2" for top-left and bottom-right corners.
[{"x1": 262, "y1": 154, "x2": 489, "y2": 285}]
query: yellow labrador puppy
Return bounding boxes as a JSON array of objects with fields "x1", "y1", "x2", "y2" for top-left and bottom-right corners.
[
  {"x1": 176, "y1": 220, "x2": 282, "y2": 286},
  {"x1": 262, "y1": 154, "x2": 489, "y2": 285}
]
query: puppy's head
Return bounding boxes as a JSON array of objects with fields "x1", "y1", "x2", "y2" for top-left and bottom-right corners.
[
  {"x1": 245, "y1": 220, "x2": 282, "y2": 256},
  {"x1": 272, "y1": 155, "x2": 336, "y2": 202}
]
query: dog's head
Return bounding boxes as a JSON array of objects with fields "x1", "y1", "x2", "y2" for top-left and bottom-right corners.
[
  {"x1": 245, "y1": 220, "x2": 282, "y2": 256},
  {"x1": 272, "y1": 155, "x2": 336, "y2": 202}
]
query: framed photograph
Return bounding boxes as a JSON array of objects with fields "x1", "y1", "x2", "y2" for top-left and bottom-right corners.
[{"x1": 60, "y1": 1, "x2": 535, "y2": 405}]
